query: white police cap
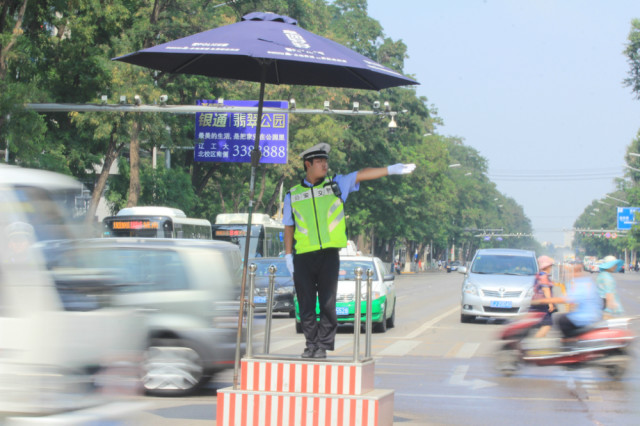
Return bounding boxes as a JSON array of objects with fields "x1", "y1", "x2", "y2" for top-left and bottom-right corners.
[{"x1": 300, "y1": 143, "x2": 331, "y2": 161}]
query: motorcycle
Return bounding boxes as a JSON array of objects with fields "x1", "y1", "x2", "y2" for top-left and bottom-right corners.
[{"x1": 495, "y1": 311, "x2": 636, "y2": 380}]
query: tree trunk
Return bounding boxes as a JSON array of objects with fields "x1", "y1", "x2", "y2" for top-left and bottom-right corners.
[
  {"x1": 85, "y1": 124, "x2": 123, "y2": 223},
  {"x1": 127, "y1": 119, "x2": 141, "y2": 208},
  {"x1": 216, "y1": 182, "x2": 226, "y2": 213},
  {"x1": 194, "y1": 164, "x2": 218, "y2": 196},
  {"x1": 0, "y1": 0, "x2": 28, "y2": 80},
  {"x1": 265, "y1": 175, "x2": 285, "y2": 218},
  {"x1": 255, "y1": 167, "x2": 266, "y2": 211}
]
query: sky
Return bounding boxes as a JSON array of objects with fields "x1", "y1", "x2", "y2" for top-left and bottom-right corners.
[{"x1": 366, "y1": 0, "x2": 640, "y2": 246}]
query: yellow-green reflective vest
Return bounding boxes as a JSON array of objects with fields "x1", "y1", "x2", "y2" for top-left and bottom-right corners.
[{"x1": 289, "y1": 177, "x2": 347, "y2": 254}]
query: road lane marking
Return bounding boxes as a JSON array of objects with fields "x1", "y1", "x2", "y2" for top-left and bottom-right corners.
[
  {"x1": 269, "y1": 339, "x2": 303, "y2": 352},
  {"x1": 449, "y1": 364, "x2": 496, "y2": 389},
  {"x1": 396, "y1": 305, "x2": 459, "y2": 339},
  {"x1": 453, "y1": 342, "x2": 480, "y2": 358},
  {"x1": 377, "y1": 340, "x2": 421, "y2": 356},
  {"x1": 254, "y1": 323, "x2": 294, "y2": 338},
  {"x1": 395, "y1": 392, "x2": 576, "y2": 402}
]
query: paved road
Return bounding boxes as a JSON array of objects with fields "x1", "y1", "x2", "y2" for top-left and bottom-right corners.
[{"x1": 131, "y1": 270, "x2": 640, "y2": 425}]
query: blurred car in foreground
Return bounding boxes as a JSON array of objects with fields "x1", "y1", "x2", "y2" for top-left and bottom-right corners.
[
  {"x1": 294, "y1": 256, "x2": 396, "y2": 333},
  {"x1": 0, "y1": 164, "x2": 146, "y2": 424},
  {"x1": 460, "y1": 248, "x2": 538, "y2": 323},
  {"x1": 43, "y1": 237, "x2": 246, "y2": 397},
  {"x1": 249, "y1": 257, "x2": 295, "y2": 316}
]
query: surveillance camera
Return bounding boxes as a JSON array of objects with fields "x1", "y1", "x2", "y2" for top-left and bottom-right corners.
[
  {"x1": 159, "y1": 94, "x2": 168, "y2": 104},
  {"x1": 352, "y1": 102, "x2": 359, "y2": 112},
  {"x1": 373, "y1": 101, "x2": 380, "y2": 110},
  {"x1": 100, "y1": 95, "x2": 108, "y2": 104},
  {"x1": 289, "y1": 98, "x2": 296, "y2": 109},
  {"x1": 134, "y1": 95, "x2": 141, "y2": 106},
  {"x1": 119, "y1": 95, "x2": 127, "y2": 104}
]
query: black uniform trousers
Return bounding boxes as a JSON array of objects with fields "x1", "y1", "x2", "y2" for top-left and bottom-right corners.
[{"x1": 293, "y1": 248, "x2": 340, "y2": 351}]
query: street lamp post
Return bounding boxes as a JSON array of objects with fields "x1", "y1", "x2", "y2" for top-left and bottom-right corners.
[{"x1": 605, "y1": 194, "x2": 630, "y2": 205}]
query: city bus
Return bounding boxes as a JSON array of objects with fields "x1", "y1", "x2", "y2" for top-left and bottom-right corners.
[
  {"x1": 211, "y1": 213, "x2": 284, "y2": 258},
  {"x1": 103, "y1": 206, "x2": 212, "y2": 239}
]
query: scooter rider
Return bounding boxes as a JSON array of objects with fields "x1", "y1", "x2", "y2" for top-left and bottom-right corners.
[{"x1": 531, "y1": 263, "x2": 602, "y2": 338}]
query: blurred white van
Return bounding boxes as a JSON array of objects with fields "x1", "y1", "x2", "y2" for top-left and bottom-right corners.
[{"x1": 0, "y1": 164, "x2": 146, "y2": 424}]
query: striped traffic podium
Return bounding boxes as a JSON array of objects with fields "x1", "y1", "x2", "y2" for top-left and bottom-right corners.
[{"x1": 217, "y1": 355, "x2": 394, "y2": 426}]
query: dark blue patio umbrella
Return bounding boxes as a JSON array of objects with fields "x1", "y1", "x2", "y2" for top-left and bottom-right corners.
[
  {"x1": 113, "y1": 11, "x2": 418, "y2": 388},
  {"x1": 113, "y1": 12, "x2": 417, "y2": 90}
]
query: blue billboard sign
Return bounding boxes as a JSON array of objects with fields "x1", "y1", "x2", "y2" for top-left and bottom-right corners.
[
  {"x1": 194, "y1": 100, "x2": 288, "y2": 164},
  {"x1": 616, "y1": 207, "x2": 640, "y2": 230}
]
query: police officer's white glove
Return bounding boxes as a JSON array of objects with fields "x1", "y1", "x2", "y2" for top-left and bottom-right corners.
[
  {"x1": 387, "y1": 163, "x2": 416, "y2": 175},
  {"x1": 285, "y1": 253, "x2": 294, "y2": 275}
]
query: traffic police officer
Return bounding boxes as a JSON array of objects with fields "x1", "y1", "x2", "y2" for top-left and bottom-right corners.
[{"x1": 282, "y1": 143, "x2": 415, "y2": 358}]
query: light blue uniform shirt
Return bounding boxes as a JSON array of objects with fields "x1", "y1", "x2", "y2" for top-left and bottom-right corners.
[
  {"x1": 282, "y1": 172, "x2": 359, "y2": 226},
  {"x1": 566, "y1": 276, "x2": 603, "y2": 327}
]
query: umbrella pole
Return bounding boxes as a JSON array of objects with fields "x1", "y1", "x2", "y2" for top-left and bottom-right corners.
[{"x1": 233, "y1": 64, "x2": 267, "y2": 390}]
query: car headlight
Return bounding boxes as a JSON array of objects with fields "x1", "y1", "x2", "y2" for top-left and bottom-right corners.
[
  {"x1": 275, "y1": 286, "x2": 295, "y2": 294},
  {"x1": 462, "y1": 281, "x2": 478, "y2": 296}
]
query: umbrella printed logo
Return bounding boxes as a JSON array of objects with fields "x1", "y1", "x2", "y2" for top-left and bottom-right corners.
[{"x1": 283, "y1": 30, "x2": 310, "y2": 49}]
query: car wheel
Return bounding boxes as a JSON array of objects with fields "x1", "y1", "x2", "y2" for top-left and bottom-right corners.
[
  {"x1": 295, "y1": 321, "x2": 303, "y2": 333},
  {"x1": 374, "y1": 307, "x2": 388, "y2": 333},
  {"x1": 386, "y1": 300, "x2": 396, "y2": 328},
  {"x1": 460, "y1": 313, "x2": 475, "y2": 323},
  {"x1": 143, "y1": 338, "x2": 207, "y2": 397}
]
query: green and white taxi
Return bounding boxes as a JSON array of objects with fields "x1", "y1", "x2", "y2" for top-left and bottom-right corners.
[{"x1": 294, "y1": 255, "x2": 396, "y2": 333}]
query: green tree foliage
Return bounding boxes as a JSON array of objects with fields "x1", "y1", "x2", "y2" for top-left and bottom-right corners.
[{"x1": 1, "y1": 0, "x2": 538, "y2": 262}]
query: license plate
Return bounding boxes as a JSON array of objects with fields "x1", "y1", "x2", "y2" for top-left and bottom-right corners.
[
  {"x1": 490, "y1": 300, "x2": 512, "y2": 308},
  {"x1": 254, "y1": 296, "x2": 267, "y2": 304},
  {"x1": 336, "y1": 306, "x2": 349, "y2": 315}
]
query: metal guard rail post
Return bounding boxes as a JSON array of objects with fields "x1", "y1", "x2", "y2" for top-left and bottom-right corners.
[
  {"x1": 246, "y1": 263, "x2": 257, "y2": 359},
  {"x1": 263, "y1": 264, "x2": 277, "y2": 354},
  {"x1": 247, "y1": 263, "x2": 374, "y2": 363}
]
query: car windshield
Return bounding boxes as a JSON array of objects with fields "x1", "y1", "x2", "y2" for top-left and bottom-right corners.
[
  {"x1": 338, "y1": 260, "x2": 379, "y2": 280},
  {"x1": 250, "y1": 259, "x2": 291, "y2": 277},
  {"x1": 470, "y1": 254, "x2": 536, "y2": 275}
]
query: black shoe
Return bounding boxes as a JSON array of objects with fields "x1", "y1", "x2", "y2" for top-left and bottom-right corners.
[
  {"x1": 301, "y1": 348, "x2": 316, "y2": 358},
  {"x1": 312, "y1": 348, "x2": 327, "y2": 359}
]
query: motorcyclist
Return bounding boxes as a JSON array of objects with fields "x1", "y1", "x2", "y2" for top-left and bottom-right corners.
[
  {"x1": 530, "y1": 263, "x2": 602, "y2": 338},
  {"x1": 529, "y1": 255, "x2": 555, "y2": 338},
  {"x1": 596, "y1": 255, "x2": 624, "y2": 318}
]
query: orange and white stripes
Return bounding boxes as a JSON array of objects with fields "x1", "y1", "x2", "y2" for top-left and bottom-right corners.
[
  {"x1": 218, "y1": 359, "x2": 393, "y2": 426},
  {"x1": 217, "y1": 389, "x2": 388, "y2": 426},
  {"x1": 240, "y1": 359, "x2": 375, "y2": 395}
]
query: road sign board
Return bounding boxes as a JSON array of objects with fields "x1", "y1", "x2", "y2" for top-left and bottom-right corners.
[
  {"x1": 616, "y1": 207, "x2": 640, "y2": 230},
  {"x1": 194, "y1": 99, "x2": 289, "y2": 164}
]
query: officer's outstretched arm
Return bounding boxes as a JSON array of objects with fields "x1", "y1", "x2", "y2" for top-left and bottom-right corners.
[{"x1": 356, "y1": 163, "x2": 416, "y2": 183}]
